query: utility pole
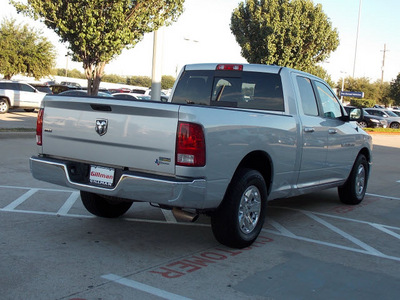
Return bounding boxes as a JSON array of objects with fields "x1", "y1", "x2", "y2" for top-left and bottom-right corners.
[{"x1": 381, "y1": 43, "x2": 388, "y2": 84}]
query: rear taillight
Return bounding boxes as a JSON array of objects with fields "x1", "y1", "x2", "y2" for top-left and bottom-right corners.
[
  {"x1": 36, "y1": 108, "x2": 44, "y2": 145},
  {"x1": 176, "y1": 122, "x2": 206, "y2": 167}
]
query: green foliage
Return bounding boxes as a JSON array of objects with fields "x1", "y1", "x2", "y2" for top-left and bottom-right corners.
[
  {"x1": 127, "y1": 76, "x2": 152, "y2": 87},
  {"x1": 349, "y1": 98, "x2": 375, "y2": 108},
  {"x1": 102, "y1": 74, "x2": 126, "y2": 84},
  {"x1": 389, "y1": 73, "x2": 400, "y2": 106},
  {"x1": 231, "y1": 0, "x2": 339, "y2": 73},
  {"x1": 0, "y1": 18, "x2": 56, "y2": 80},
  {"x1": 337, "y1": 77, "x2": 395, "y2": 107},
  {"x1": 162, "y1": 75, "x2": 176, "y2": 89},
  {"x1": 12, "y1": 0, "x2": 184, "y2": 95}
]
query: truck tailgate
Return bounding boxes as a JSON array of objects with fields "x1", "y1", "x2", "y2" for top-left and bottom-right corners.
[{"x1": 41, "y1": 96, "x2": 179, "y2": 175}]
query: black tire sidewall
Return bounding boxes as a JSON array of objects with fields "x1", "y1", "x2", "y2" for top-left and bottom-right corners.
[
  {"x1": 80, "y1": 191, "x2": 132, "y2": 218},
  {"x1": 211, "y1": 169, "x2": 267, "y2": 248},
  {"x1": 339, "y1": 154, "x2": 369, "y2": 205}
]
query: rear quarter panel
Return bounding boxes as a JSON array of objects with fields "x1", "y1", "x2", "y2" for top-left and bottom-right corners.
[{"x1": 176, "y1": 105, "x2": 299, "y2": 207}]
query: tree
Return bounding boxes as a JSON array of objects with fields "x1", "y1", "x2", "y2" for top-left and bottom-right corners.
[
  {"x1": 162, "y1": 75, "x2": 176, "y2": 89},
  {"x1": 389, "y1": 74, "x2": 400, "y2": 106},
  {"x1": 12, "y1": 0, "x2": 184, "y2": 95},
  {"x1": 0, "y1": 18, "x2": 55, "y2": 80},
  {"x1": 231, "y1": 0, "x2": 339, "y2": 73}
]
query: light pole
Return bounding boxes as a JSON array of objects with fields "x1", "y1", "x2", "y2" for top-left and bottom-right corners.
[
  {"x1": 340, "y1": 71, "x2": 347, "y2": 103},
  {"x1": 151, "y1": 28, "x2": 164, "y2": 101},
  {"x1": 353, "y1": 0, "x2": 362, "y2": 77}
]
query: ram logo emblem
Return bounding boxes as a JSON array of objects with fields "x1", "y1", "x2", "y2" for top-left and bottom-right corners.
[{"x1": 95, "y1": 119, "x2": 108, "y2": 136}]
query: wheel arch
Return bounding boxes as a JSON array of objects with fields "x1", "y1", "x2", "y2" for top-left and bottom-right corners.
[
  {"x1": 234, "y1": 150, "x2": 273, "y2": 195},
  {"x1": 359, "y1": 147, "x2": 371, "y2": 164}
]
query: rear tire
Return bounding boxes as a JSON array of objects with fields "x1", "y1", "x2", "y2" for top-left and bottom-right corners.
[
  {"x1": 80, "y1": 191, "x2": 133, "y2": 218},
  {"x1": 211, "y1": 168, "x2": 267, "y2": 248},
  {"x1": 0, "y1": 98, "x2": 9, "y2": 114},
  {"x1": 358, "y1": 121, "x2": 368, "y2": 128},
  {"x1": 390, "y1": 122, "x2": 399, "y2": 129},
  {"x1": 338, "y1": 154, "x2": 369, "y2": 205}
]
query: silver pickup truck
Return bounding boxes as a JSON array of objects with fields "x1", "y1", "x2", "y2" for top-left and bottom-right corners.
[{"x1": 30, "y1": 63, "x2": 372, "y2": 248}]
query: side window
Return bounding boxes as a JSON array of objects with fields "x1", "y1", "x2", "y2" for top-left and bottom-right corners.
[
  {"x1": 172, "y1": 70, "x2": 213, "y2": 105},
  {"x1": 314, "y1": 81, "x2": 342, "y2": 118},
  {"x1": 296, "y1": 76, "x2": 318, "y2": 116},
  {"x1": 18, "y1": 83, "x2": 35, "y2": 93}
]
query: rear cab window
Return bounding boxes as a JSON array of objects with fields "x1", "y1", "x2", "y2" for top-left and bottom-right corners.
[{"x1": 172, "y1": 67, "x2": 284, "y2": 112}]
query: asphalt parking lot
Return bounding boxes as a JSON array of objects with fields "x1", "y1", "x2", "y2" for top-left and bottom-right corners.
[{"x1": 1, "y1": 110, "x2": 400, "y2": 299}]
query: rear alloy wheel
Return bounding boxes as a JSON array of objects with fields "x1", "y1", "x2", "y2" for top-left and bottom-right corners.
[
  {"x1": 211, "y1": 168, "x2": 267, "y2": 248},
  {"x1": 0, "y1": 98, "x2": 9, "y2": 114},
  {"x1": 390, "y1": 122, "x2": 400, "y2": 129},
  {"x1": 338, "y1": 154, "x2": 369, "y2": 205},
  {"x1": 80, "y1": 191, "x2": 133, "y2": 218},
  {"x1": 358, "y1": 121, "x2": 368, "y2": 128}
]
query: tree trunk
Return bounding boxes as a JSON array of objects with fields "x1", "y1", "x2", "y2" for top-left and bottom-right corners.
[{"x1": 84, "y1": 61, "x2": 106, "y2": 96}]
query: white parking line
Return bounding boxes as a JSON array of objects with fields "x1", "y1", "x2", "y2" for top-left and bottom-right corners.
[
  {"x1": 161, "y1": 209, "x2": 177, "y2": 223},
  {"x1": 302, "y1": 211, "x2": 384, "y2": 256},
  {"x1": 366, "y1": 193, "x2": 400, "y2": 201},
  {"x1": 1, "y1": 185, "x2": 399, "y2": 262},
  {"x1": 102, "y1": 274, "x2": 192, "y2": 300},
  {"x1": 2, "y1": 188, "x2": 38, "y2": 211},
  {"x1": 57, "y1": 191, "x2": 80, "y2": 215}
]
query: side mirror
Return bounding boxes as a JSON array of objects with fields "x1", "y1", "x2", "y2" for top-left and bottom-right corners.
[{"x1": 343, "y1": 108, "x2": 363, "y2": 122}]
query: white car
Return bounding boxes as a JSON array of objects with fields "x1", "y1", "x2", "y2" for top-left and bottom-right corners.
[{"x1": 0, "y1": 81, "x2": 46, "y2": 113}]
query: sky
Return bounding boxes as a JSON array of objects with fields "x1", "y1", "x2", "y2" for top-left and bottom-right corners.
[{"x1": 1, "y1": 0, "x2": 399, "y2": 84}]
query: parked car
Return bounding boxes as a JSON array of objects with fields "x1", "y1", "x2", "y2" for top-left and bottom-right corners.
[
  {"x1": 391, "y1": 110, "x2": 400, "y2": 117},
  {"x1": 57, "y1": 90, "x2": 114, "y2": 98},
  {"x1": 60, "y1": 81, "x2": 81, "y2": 88},
  {"x1": 131, "y1": 88, "x2": 169, "y2": 102},
  {"x1": 364, "y1": 108, "x2": 400, "y2": 129},
  {"x1": 108, "y1": 88, "x2": 131, "y2": 93},
  {"x1": 29, "y1": 84, "x2": 53, "y2": 94},
  {"x1": 344, "y1": 106, "x2": 387, "y2": 128},
  {"x1": 112, "y1": 93, "x2": 151, "y2": 100},
  {"x1": 0, "y1": 81, "x2": 46, "y2": 113}
]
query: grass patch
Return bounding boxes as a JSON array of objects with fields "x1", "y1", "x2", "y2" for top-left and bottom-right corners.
[
  {"x1": 0, "y1": 128, "x2": 35, "y2": 132},
  {"x1": 364, "y1": 127, "x2": 400, "y2": 133}
]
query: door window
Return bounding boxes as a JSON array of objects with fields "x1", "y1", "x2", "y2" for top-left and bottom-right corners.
[
  {"x1": 296, "y1": 76, "x2": 318, "y2": 116},
  {"x1": 314, "y1": 81, "x2": 342, "y2": 119}
]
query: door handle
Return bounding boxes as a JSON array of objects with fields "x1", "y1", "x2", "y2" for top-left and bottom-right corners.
[
  {"x1": 329, "y1": 129, "x2": 338, "y2": 134},
  {"x1": 304, "y1": 127, "x2": 315, "y2": 133}
]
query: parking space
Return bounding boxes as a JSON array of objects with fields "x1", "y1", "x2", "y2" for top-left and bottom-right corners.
[{"x1": 1, "y1": 132, "x2": 400, "y2": 299}]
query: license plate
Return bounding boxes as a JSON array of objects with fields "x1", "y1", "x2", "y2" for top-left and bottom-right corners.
[{"x1": 89, "y1": 165, "x2": 115, "y2": 187}]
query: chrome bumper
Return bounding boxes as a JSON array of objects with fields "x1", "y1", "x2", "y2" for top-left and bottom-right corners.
[{"x1": 30, "y1": 156, "x2": 207, "y2": 209}]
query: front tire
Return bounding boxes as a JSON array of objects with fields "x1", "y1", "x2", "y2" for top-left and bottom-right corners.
[
  {"x1": 80, "y1": 191, "x2": 133, "y2": 218},
  {"x1": 0, "y1": 98, "x2": 9, "y2": 114},
  {"x1": 338, "y1": 154, "x2": 369, "y2": 205},
  {"x1": 211, "y1": 169, "x2": 267, "y2": 248}
]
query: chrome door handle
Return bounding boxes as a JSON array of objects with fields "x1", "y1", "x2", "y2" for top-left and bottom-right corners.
[
  {"x1": 304, "y1": 127, "x2": 315, "y2": 133},
  {"x1": 329, "y1": 129, "x2": 338, "y2": 134}
]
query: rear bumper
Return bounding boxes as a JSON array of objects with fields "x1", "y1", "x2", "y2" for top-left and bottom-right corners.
[{"x1": 30, "y1": 156, "x2": 207, "y2": 209}]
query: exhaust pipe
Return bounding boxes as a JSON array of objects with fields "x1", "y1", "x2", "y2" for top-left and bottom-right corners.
[{"x1": 172, "y1": 207, "x2": 199, "y2": 223}]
